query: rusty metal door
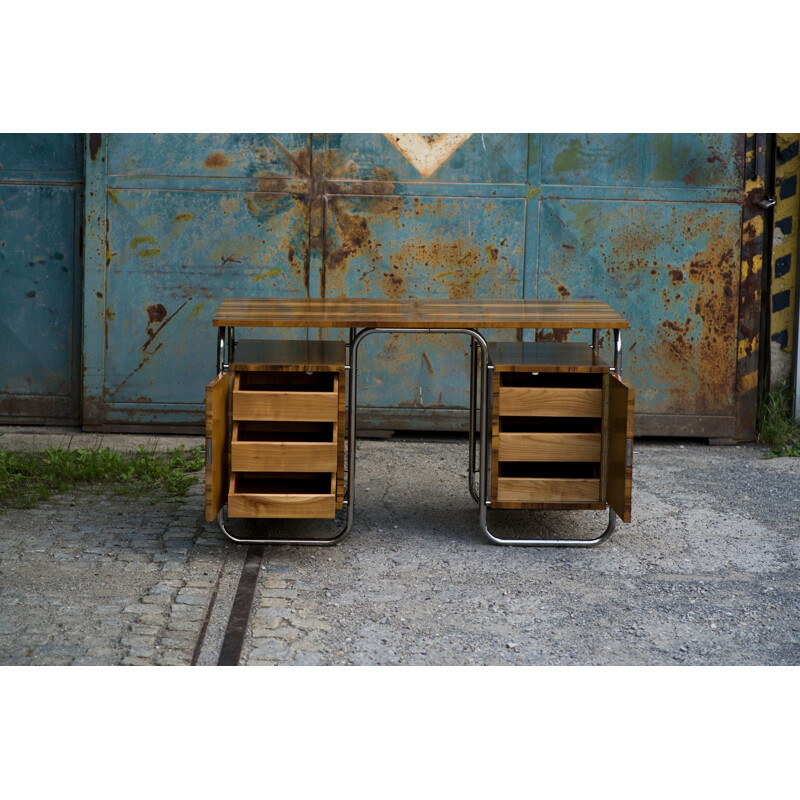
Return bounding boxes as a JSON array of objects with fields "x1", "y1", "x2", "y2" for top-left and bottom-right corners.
[
  {"x1": 79, "y1": 133, "x2": 757, "y2": 439},
  {"x1": 0, "y1": 134, "x2": 83, "y2": 424},
  {"x1": 83, "y1": 134, "x2": 314, "y2": 430}
]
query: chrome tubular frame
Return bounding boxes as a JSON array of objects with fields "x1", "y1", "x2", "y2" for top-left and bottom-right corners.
[
  {"x1": 215, "y1": 325, "x2": 353, "y2": 546},
  {"x1": 348, "y1": 327, "x2": 492, "y2": 544},
  {"x1": 468, "y1": 336, "x2": 481, "y2": 503},
  {"x1": 479, "y1": 327, "x2": 620, "y2": 547},
  {"x1": 215, "y1": 324, "x2": 621, "y2": 548}
]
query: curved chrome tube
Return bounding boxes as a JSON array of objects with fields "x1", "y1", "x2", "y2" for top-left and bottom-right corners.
[
  {"x1": 216, "y1": 507, "x2": 352, "y2": 547},
  {"x1": 468, "y1": 336, "x2": 481, "y2": 504},
  {"x1": 348, "y1": 327, "x2": 492, "y2": 542},
  {"x1": 481, "y1": 508, "x2": 617, "y2": 548}
]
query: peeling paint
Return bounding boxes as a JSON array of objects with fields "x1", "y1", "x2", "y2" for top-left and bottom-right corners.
[
  {"x1": 186, "y1": 301, "x2": 205, "y2": 320},
  {"x1": 383, "y1": 133, "x2": 471, "y2": 178},
  {"x1": 252, "y1": 268, "x2": 283, "y2": 281}
]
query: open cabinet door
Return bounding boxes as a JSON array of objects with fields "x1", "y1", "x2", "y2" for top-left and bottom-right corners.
[
  {"x1": 205, "y1": 371, "x2": 230, "y2": 522},
  {"x1": 607, "y1": 375, "x2": 635, "y2": 523}
]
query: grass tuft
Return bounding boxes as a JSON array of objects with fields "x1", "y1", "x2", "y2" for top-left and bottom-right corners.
[
  {"x1": 0, "y1": 443, "x2": 205, "y2": 511},
  {"x1": 757, "y1": 379, "x2": 800, "y2": 458}
]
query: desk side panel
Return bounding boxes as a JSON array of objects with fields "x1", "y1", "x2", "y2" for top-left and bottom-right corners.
[{"x1": 607, "y1": 375, "x2": 635, "y2": 523}]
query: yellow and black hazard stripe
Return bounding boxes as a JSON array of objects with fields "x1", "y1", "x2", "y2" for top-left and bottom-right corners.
[{"x1": 771, "y1": 134, "x2": 800, "y2": 369}]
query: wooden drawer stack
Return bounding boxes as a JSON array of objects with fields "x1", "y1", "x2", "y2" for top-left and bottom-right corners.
[
  {"x1": 225, "y1": 340, "x2": 346, "y2": 519},
  {"x1": 490, "y1": 341, "x2": 610, "y2": 510}
]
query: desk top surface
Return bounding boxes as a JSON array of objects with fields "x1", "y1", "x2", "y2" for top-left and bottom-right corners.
[{"x1": 213, "y1": 298, "x2": 629, "y2": 329}]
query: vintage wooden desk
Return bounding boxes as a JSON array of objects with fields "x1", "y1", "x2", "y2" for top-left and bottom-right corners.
[{"x1": 205, "y1": 298, "x2": 634, "y2": 547}]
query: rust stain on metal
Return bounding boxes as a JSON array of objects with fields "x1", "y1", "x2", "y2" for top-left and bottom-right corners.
[
  {"x1": 556, "y1": 283, "x2": 571, "y2": 298},
  {"x1": 420, "y1": 351, "x2": 434, "y2": 375},
  {"x1": 89, "y1": 134, "x2": 102, "y2": 161},
  {"x1": 270, "y1": 137, "x2": 311, "y2": 178},
  {"x1": 327, "y1": 212, "x2": 371, "y2": 274},
  {"x1": 537, "y1": 329, "x2": 570, "y2": 343},
  {"x1": 570, "y1": 203, "x2": 742, "y2": 417},
  {"x1": 143, "y1": 300, "x2": 186, "y2": 352},
  {"x1": 240, "y1": 139, "x2": 313, "y2": 295},
  {"x1": 113, "y1": 301, "x2": 189, "y2": 397},
  {"x1": 656, "y1": 218, "x2": 739, "y2": 414},
  {"x1": 203, "y1": 152, "x2": 231, "y2": 169},
  {"x1": 146, "y1": 303, "x2": 168, "y2": 324},
  {"x1": 382, "y1": 271, "x2": 405, "y2": 295},
  {"x1": 662, "y1": 319, "x2": 691, "y2": 334},
  {"x1": 319, "y1": 150, "x2": 397, "y2": 200}
]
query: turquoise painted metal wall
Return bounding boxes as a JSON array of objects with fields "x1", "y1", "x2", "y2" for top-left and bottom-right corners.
[
  {"x1": 0, "y1": 134, "x2": 83, "y2": 424},
  {"x1": 1, "y1": 133, "x2": 759, "y2": 439}
]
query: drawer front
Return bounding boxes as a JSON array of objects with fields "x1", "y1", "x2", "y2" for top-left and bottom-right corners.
[
  {"x1": 228, "y1": 492, "x2": 336, "y2": 519},
  {"x1": 497, "y1": 477, "x2": 601, "y2": 504},
  {"x1": 233, "y1": 390, "x2": 338, "y2": 422},
  {"x1": 498, "y1": 432, "x2": 601, "y2": 462},
  {"x1": 231, "y1": 441, "x2": 337, "y2": 472},
  {"x1": 499, "y1": 387, "x2": 602, "y2": 417}
]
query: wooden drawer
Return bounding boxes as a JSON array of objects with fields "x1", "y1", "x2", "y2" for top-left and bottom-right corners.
[
  {"x1": 227, "y1": 472, "x2": 336, "y2": 519},
  {"x1": 231, "y1": 420, "x2": 338, "y2": 473},
  {"x1": 497, "y1": 477, "x2": 601, "y2": 504},
  {"x1": 499, "y1": 386, "x2": 602, "y2": 417},
  {"x1": 498, "y1": 432, "x2": 601, "y2": 462},
  {"x1": 231, "y1": 441, "x2": 338, "y2": 472},
  {"x1": 233, "y1": 388, "x2": 338, "y2": 422}
]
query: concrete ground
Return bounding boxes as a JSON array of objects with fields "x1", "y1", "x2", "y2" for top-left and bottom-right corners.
[{"x1": 0, "y1": 427, "x2": 798, "y2": 666}]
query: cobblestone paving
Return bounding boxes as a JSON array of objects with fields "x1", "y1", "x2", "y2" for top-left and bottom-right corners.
[{"x1": 0, "y1": 481, "x2": 236, "y2": 666}]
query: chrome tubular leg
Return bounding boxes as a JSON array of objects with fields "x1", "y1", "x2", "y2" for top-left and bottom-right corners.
[
  {"x1": 216, "y1": 505, "x2": 353, "y2": 547},
  {"x1": 468, "y1": 336, "x2": 480, "y2": 503},
  {"x1": 614, "y1": 329, "x2": 621, "y2": 375},
  {"x1": 480, "y1": 507, "x2": 617, "y2": 548},
  {"x1": 217, "y1": 327, "x2": 226, "y2": 373}
]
